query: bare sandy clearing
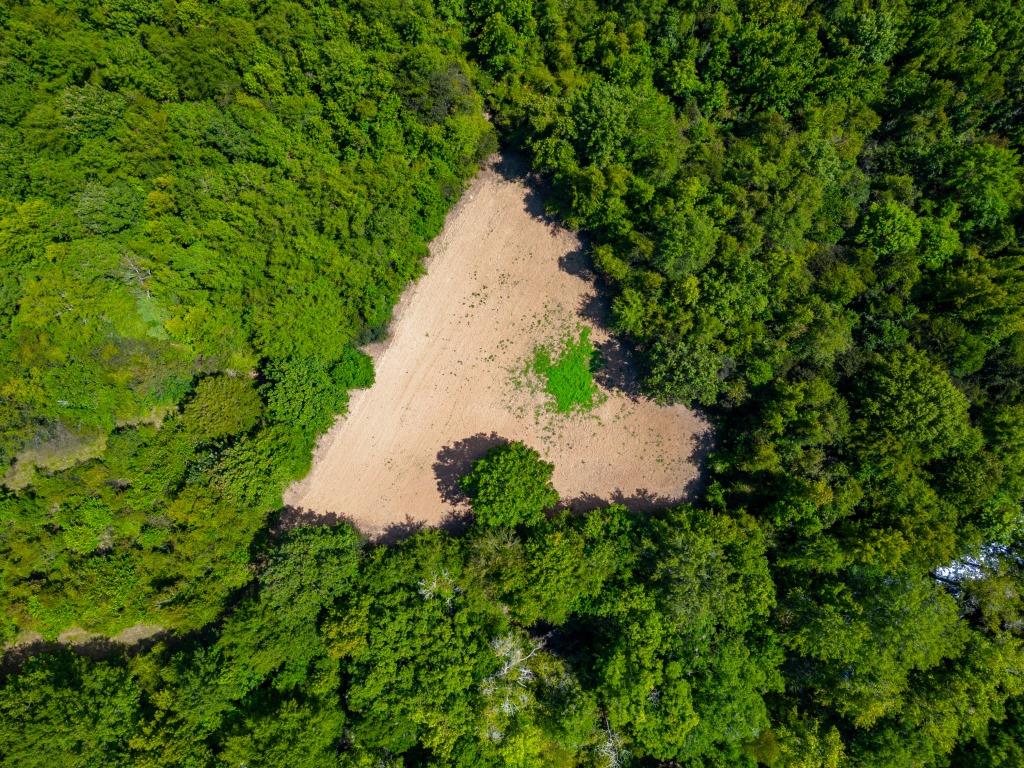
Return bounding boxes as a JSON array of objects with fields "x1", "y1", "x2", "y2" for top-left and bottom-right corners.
[{"x1": 284, "y1": 155, "x2": 709, "y2": 538}]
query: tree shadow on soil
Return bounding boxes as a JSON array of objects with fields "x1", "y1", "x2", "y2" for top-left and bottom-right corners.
[
  {"x1": 558, "y1": 247, "x2": 596, "y2": 282},
  {"x1": 433, "y1": 432, "x2": 509, "y2": 506},
  {"x1": 493, "y1": 152, "x2": 559, "y2": 226},
  {"x1": 273, "y1": 505, "x2": 359, "y2": 534},
  {"x1": 268, "y1": 425, "x2": 714, "y2": 547},
  {"x1": 560, "y1": 488, "x2": 678, "y2": 513},
  {"x1": 560, "y1": 426, "x2": 715, "y2": 514},
  {"x1": 275, "y1": 504, "x2": 472, "y2": 547},
  {"x1": 560, "y1": 249, "x2": 645, "y2": 401},
  {"x1": 376, "y1": 515, "x2": 425, "y2": 545},
  {"x1": 682, "y1": 426, "x2": 716, "y2": 500},
  {"x1": 375, "y1": 508, "x2": 475, "y2": 546}
]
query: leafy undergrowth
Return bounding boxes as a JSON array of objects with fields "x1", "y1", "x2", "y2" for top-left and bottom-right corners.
[{"x1": 531, "y1": 328, "x2": 603, "y2": 414}]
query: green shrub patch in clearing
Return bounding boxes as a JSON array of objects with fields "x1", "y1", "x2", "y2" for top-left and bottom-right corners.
[{"x1": 531, "y1": 328, "x2": 602, "y2": 413}]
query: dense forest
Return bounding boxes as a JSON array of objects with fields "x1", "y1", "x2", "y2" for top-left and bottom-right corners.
[
  {"x1": 0, "y1": 0, "x2": 493, "y2": 636},
  {"x1": 1, "y1": 0, "x2": 1022, "y2": 767}
]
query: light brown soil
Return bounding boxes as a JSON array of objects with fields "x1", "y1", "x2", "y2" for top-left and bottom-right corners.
[{"x1": 284, "y1": 155, "x2": 709, "y2": 538}]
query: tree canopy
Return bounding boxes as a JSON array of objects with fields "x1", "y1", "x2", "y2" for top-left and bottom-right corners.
[
  {"x1": 460, "y1": 441, "x2": 559, "y2": 528},
  {"x1": 0, "y1": 0, "x2": 493, "y2": 637},
  {"x1": 1, "y1": 0, "x2": 1023, "y2": 766}
]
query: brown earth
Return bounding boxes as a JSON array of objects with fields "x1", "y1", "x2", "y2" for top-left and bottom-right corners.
[{"x1": 284, "y1": 155, "x2": 709, "y2": 539}]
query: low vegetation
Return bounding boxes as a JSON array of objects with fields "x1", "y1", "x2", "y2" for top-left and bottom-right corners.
[{"x1": 531, "y1": 328, "x2": 602, "y2": 414}]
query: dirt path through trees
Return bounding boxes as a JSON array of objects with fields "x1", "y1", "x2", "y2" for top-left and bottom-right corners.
[{"x1": 284, "y1": 156, "x2": 708, "y2": 537}]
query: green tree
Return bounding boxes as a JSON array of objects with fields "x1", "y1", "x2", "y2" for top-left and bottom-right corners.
[
  {"x1": 0, "y1": 652, "x2": 139, "y2": 768},
  {"x1": 856, "y1": 346, "x2": 976, "y2": 461},
  {"x1": 460, "y1": 442, "x2": 559, "y2": 528},
  {"x1": 181, "y1": 375, "x2": 261, "y2": 441}
]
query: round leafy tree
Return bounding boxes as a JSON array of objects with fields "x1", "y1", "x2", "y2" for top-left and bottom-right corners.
[{"x1": 459, "y1": 442, "x2": 559, "y2": 528}]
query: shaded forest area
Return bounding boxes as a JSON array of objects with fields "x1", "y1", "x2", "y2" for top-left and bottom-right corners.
[{"x1": 1, "y1": 1, "x2": 1023, "y2": 767}]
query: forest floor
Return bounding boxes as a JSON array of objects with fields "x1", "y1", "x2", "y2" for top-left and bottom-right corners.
[{"x1": 284, "y1": 154, "x2": 709, "y2": 540}]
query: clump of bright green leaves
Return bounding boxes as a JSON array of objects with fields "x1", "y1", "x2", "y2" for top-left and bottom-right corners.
[{"x1": 531, "y1": 328, "x2": 602, "y2": 413}]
